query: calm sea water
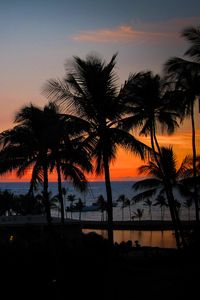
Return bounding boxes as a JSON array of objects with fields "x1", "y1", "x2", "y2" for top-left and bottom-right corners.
[
  {"x1": 0, "y1": 181, "x2": 195, "y2": 222},
  {"x1": 1, "y1": 181, "x2": 190, "y2": 248}
]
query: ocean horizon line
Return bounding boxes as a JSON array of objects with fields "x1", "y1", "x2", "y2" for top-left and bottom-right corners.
[{"x1": 0, "y1": 179, "x2": 140, "y2": 183}]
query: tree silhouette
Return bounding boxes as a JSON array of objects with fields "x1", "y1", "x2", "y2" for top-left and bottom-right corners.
[
  {"x1": 153, "y1": 195, "x2": 168, "y2": 221},
  {"x1": 132, "y1": 147, "x2": 189, "y2": 248},
  {"x1": 164, "y1": 25, "x2": 200, "y2": 222},
  {"x1": 43, "y1": 53, "x2": 149, "y2": 245},
  {"x1": 0, "y1": 104, "x2": 53, "y2": 224},
  {"x1": 144, "y1": 198, "x2": 153, "y2": 220}
]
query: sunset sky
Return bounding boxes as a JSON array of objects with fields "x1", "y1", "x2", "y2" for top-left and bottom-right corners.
[{"x1": 0, "y1": 0, "x2": 200, "y2": 181}]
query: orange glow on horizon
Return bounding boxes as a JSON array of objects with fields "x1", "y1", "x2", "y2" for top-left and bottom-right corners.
[{"x1": 0, "y1": 127, "x2": 199, "y2": 183}]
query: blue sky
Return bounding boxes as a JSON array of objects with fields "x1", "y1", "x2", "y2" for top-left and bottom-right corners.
[{"x1": 0, "y1": 0, "x2": 200, "y2": 129}]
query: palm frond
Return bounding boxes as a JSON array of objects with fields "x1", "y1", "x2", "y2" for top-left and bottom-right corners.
[{"x1": 132, "y1": 188, "x2": 158, "y2": 203}]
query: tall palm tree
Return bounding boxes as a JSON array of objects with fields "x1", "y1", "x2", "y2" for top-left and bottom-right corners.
[
  {"x1": 0, "y1": 102, "x2": 92, "y2": 227},
  {"x1": 45, "y1": 103, "x2": 92, "y2": 225},
  {"x1": 132, "y1": 147, "x2": 189, "y2": 248},
  {"x1": 43, "y1": 53, "x2": 149, "y2": 245},
  {"x1": 121, "y1": 71, "x2": 179, "y2": 156},
  {"x1": 164, "y1": 25, "x2": 200, "y2": 222}
]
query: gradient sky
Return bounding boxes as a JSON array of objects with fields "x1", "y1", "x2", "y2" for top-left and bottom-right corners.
[{"x1": 0, "y1": 0, "x2": 200, "y2": 181}]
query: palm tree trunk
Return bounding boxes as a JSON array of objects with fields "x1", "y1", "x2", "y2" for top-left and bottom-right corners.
[
  {"x1": 151, "y1": 123, "x2": 185, "y2": 248},
  {"x1": 56, "y1": 159, "x2": 65, "y2": 226},
  {"x1": 103, "y1": 152, "x2": 114, "y2": 246},
  {"x1": 191, "y1": 103, "x2": 199, "y2": 222},
  {"x1": 43, "y1": 161, "x2": 51, "y2": 226}
]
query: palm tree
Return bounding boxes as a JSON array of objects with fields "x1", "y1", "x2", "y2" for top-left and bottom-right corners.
[
  {"x1": 75, "y1": 198, "x2": 84, "y2": 220},
  {"x1": 121, "y1": 71, "x2": 179, "y2": 157},
  {"x1": 132, "y1": 147, "x2": 189, "y2": 248},
  {"x1": 143, "y1": 198, "x2": 153, "y2": 221},
  {"x1": 120, "y1": 71, "x2": 184, "y2": 232},
  {"x1": 117, "y1": 194, "x2": 127, "y2": 221},
  {"x1": 47, "y1": 105, "x2": 92, "y2": 226},
  {"x1": 96, "y1": 194, "x2": 107, "y2": 221},
  {"x1": 0, "y1": 102, "x2": 92, "y2": 227},
  {"x1": 43, "y1": 53, "x2": 149, "y2": 245},
  {"x1": 132, "y1": 208, "x2": 144, "y2": 221},
  {"x1": 67, "y1": 194, "x2": 76, "y2": 219},
  {"x1": 0, "y1": 104, "x2": 53, "y2": 225},
  {"x1": 164, "y1": 25, "x2": 200, "y2": 222},
  {"x1": 153, "y1": 195, "x2": 168, "y2": 221},
  {"x1": 125, "y1": 198, "x2": 132, "y2": 221}
]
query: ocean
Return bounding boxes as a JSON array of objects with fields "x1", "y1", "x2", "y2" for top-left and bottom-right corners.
[{"x1": 0, "y1": 181, "x2": 195, "y2": 222}]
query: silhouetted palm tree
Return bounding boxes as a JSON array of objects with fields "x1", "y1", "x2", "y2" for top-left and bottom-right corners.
[
  {"x1": 132, "y1": 208, "x2": 144, "y2": 221},
  {"x1": 46, "y1": 103, "x2": 92, "y2": 225},
  {"x1": 43, "y1": 53, "x2": 149, "y2": 245},
  {"x1": 121, "y1": 71, "x2": 179, "y2": 156},
  {"x1": 132, "y1": 147, "x2": 189, "y2": 248},
  {"x1": 153, "y1": 195, "x2": 168, "y2": 221},
  {"x1": 144, "y1": 198, "x2": 153, "y2": 220},
  {"x1": 164, "y1": 25, "x2": 200, "y2": 222},
  {"x1": 75, "y1": 198, "x2": 84, "y2": 220},
  {"x1": 117, "y1": 194, "x2": 127, "y2": 221},
  {"x1": 0, "y1": 104, "x2": 53, "y2": 224},
  {"x1": 0, "y1": 103, "x2": 92, "y2": 227},
  {"x1": 96, "y1": 194, "x2": 107, "y2": 221},
  {"x1": 67, "y1": 194, "x2": 76, "y2": 219},
  {"x1": 125, "y1": 198, "x2": 132, "y2": 221}
]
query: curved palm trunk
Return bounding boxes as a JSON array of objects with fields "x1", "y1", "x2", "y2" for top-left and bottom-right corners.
[
  {"x1": 191, "y1": 103, "x2": 199, "y2": 222},
  {"x1": 43, "y1": 160, "x2": 52, "y2": 226},
  {"x1": 56, "y1": 159, "x2": 65, "y2": 226},
  {"x1": 151, "y1": 123, "x2": 185, "y2": 249},
  {"x1": 103, "y1": 152, "x2": 114, "y2": 246}
]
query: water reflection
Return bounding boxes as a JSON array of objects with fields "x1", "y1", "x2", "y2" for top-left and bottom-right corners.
[{"x1": 82, "y1": 229, "x2": 176, "y2": 248}]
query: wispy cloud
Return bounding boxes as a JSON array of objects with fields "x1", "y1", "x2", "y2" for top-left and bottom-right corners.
[
  {"x1": 72, "y1": 25, "x2": 171, "y2": 43},
  {"x1": 72, "y1": 16, "x2": 200, "y2": 44}
]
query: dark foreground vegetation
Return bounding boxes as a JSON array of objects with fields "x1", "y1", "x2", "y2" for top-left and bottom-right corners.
[{"x1": 0, "y1": 227, "x2": 199, "y2": 300}]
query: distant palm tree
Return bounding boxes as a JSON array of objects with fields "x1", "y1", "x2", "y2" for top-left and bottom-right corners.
[
  {"x1": 43, "y1": 53, "x2": 149, "y2": 245},
  {"x1": 132, "y1": 208, "x2": 144, "y2": 221},
  {"x1": 67, "y1": 194, "x2": 76, "y2": 219},
  {"x1": 75, "y1": 198, "x2": 84, "y2": 220},
  {"x1": 125, "y1": 198, "x2": 132, "y2": 221},
  {"x1": 117, "y1": 194, "x2": 127, "y2": 221},
  {"x1": 143, "y1": 198, "x2": 153, "y2": 220},
  {"x1": 96, "y1": 195, "x2": 107, "y2": 221},
  {"x1": 153, "y1": 195, "x2": 168, "y2": 221},
  {"x1": 164, "y1": 25, "x2": 200, "y2": 222}
]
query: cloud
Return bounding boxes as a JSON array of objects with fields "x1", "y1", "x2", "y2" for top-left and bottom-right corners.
[
  {"x1": 72, "y1": 16, "x2": 200, "y2": 44},
  {"x1": 72, "y1": 25, "x2": 171, "y2": 43}
]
